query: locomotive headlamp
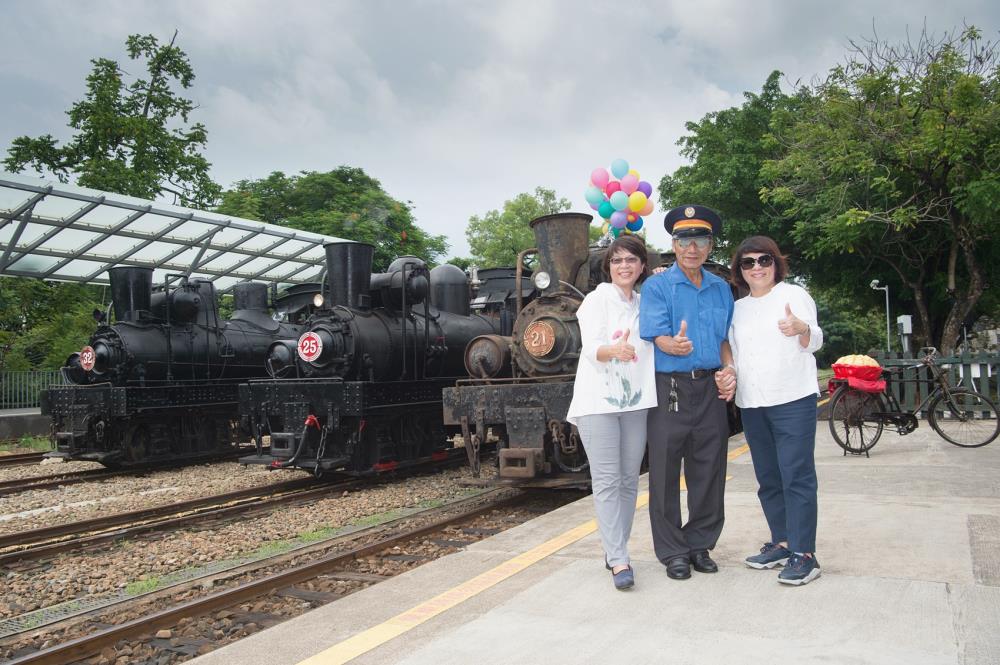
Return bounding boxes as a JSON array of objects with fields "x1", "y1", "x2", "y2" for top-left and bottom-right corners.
[
  {"x1": 533, "y1": 271, "x2": 551, "y2": 290},
  {"x1": 313, "y1": 293, "x2": 325, "y2": 308}
]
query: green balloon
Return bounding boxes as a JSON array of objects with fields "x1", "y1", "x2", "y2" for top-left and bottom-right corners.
[{"x1": 598, "y1": 201, "x2": 614, "y2": 219}]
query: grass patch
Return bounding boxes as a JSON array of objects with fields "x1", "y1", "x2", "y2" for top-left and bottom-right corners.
[
  {"x1": 299, "y1": 526, "x2": 338, "y2": 543},
  {"x1": 0, "y1": 435, "x2": 52, "y2": 453},
  {"x1": 817, "y1": 368, "x2": 835, "y2": 383},
  {"x1": 125, "y1": 577, "x2": 162, "y2": 595},
  {"x1": 252, "y1": 539, "x2": 296, "y2": 558}
]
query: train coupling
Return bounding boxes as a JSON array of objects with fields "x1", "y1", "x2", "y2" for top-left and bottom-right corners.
[{"x1": 498, "y1": 447, "x2": 544, "y2": 479}]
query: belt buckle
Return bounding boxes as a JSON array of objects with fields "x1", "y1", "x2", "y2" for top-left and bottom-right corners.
[{"x1": 690, "y1": 369, "x2": 700, "y2": 379}]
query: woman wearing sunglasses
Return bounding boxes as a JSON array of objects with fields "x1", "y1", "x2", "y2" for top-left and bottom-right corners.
[
  {"x1": 567, "y1": 234, "x2": 657, "y2": 591},
  {"x1": 728, "y1": 236, "x2": 824, "y2": 585}
]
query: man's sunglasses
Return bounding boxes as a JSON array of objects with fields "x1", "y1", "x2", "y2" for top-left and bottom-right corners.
[
  {"x1": 739, "y1": 254, "x2": 775, "y2": 270},
  {"x1": 674, "y1": 236, "x2": 711, "y2": 249}
]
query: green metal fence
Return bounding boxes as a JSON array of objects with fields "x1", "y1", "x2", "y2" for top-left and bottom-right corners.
[
  {"x1": 874, "y1": 352, "x2": 1000, "y2": 414},
  {"x1": 0, "y1": 371, "x2": 65, "y2": 409}
]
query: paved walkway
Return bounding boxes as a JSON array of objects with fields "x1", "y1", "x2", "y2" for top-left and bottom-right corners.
[{"x1": 193, "y1": 422, "x2": 1000, "y2": 665}]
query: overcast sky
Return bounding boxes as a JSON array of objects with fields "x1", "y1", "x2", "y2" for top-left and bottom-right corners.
[{"x1": 2, "y1": 1, "x2": 998, "y2": 258}]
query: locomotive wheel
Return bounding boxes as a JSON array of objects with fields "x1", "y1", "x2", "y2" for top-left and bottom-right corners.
[{"x1": 125, "y1": 425, "x2": 149, "y2": 463}]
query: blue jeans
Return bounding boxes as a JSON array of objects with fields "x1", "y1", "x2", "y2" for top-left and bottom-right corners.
[{"x1": 741, "y1": 394, "x2": 818, "y2": 553}]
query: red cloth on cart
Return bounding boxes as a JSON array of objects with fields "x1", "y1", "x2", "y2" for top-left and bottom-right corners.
[{"x1": 829, "y1": 377, "x2": 886, "y2": 394}]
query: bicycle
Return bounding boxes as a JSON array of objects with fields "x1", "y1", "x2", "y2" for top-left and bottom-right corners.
[{"x1": 827, "y1": 347, "x2": 1000, "y2": 456}]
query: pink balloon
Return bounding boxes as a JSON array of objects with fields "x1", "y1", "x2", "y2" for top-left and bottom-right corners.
[
  {"x1": 605, "y1": 180, "x2": 621, "y2": 196},
  {"x1": 591, "y1": 168, "x2": 610, "y2": 189},
  {"x1": 640, "y1": 199, "x2": 654, "y2": 216},
  {"x1": 620, "y1": 174, "x2": 638, "y2": 195}
]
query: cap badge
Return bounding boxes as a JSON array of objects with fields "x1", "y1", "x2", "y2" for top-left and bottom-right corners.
[{"x1": 684, "y1": 206, "x2": 695, "y2": 218}]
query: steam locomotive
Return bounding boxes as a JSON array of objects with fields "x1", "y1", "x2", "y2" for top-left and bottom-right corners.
[
  {"x1": 238, "y1": 242, "x2": 523, "y2": 476},
  {"x1": 40, "y1": 267, "x2": 318, "y2": 466},
  {"x1": 442, "y1": 212, "x2": 742, "y2": 485}
]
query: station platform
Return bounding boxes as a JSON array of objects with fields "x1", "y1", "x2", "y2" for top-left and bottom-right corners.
[
  {"x1": 192, "y1": 421, "x2": 1000, "y2": 665},
  {"x1": 0, "y1": 408, "x2": 46, "y2": 441}
]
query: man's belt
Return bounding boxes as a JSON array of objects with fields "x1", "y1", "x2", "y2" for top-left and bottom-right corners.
[{"x1": 666, "y1": 368, "x2": 721, "y2": 380}]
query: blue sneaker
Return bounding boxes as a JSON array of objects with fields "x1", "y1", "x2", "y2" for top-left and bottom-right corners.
[
  {"x1": 744, "y1": 542, "x2": 791, "y2": 569},
  {"x1": 778, "y1": 553, "x2": 821, "y2": 585},
  {"x1": 612, "y1": 566, "x2": 635, "y2": 590}
]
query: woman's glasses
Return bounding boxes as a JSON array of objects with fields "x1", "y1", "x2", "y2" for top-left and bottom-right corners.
[
  {"x1": 610, "y1": 256, "x2": 640, "y2": 266},
  {"x1": 739, "y1": 254, "x2": 775, "y2": 270}
]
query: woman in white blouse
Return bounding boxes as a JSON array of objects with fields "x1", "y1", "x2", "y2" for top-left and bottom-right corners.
[
  {"x1": 567, "y1": 234, "x2": 657, "y2": 591},
  {"x1": 728, "y1": 236, "x2": 823, "y2": 586}
]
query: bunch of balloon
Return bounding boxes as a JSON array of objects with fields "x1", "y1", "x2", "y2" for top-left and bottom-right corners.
[{"x1": 584, "y1": 158, "x2": 654, "y2": 239}]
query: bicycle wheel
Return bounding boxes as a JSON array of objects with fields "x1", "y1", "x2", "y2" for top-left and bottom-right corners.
[
  {"x1": 928, "y1": 388, "x2": 1000, "y2": 448},
  {"x1": 828, "y1": 386, "x2": 885, "y2": 454}
]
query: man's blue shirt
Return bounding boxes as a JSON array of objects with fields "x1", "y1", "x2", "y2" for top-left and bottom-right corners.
[{"x1": 639, "y1": 263, "x2": 734, "y2": 373}]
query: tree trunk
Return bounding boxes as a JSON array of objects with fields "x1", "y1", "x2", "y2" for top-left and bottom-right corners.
[{"x1": 939, "y1": 214, "x2": 985, "y2": 354}]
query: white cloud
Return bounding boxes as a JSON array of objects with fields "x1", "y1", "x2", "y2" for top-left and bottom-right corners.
[{"x1": 2, "y1": 0, "x2": 997, "y2": 257}]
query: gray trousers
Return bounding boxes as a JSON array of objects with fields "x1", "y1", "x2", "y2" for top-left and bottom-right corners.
[
  {"x1": 647, "y1": 373, "x2": 729, "y2": 562},
  {"x1": 577, "y1": 410, "x2": 648, "y2": 568}
]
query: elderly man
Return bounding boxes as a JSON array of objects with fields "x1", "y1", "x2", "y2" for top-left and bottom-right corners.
[{"x1": 639, "y1": 204, "x2": 736, "y2": 580}]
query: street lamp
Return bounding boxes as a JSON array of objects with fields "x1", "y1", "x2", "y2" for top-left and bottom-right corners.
[{"x1": 870, "y1": 279, "x2": 891, "y2": 352}]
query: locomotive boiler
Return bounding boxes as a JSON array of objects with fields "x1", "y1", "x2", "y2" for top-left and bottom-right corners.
[
  {"x1": 239, "y1": 242, "x2": 504, "y2": 475},
  {"x1": 40, "y1": 268, "x2": 317, "y2": 466}
]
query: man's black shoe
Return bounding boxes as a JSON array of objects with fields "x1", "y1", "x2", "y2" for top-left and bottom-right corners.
[
  {"x1": 690, "y1": 550, "x2": 719, "y2": 573},
  {"x1": 665, "y1": 555, "x2": 691, "y2": 579}
]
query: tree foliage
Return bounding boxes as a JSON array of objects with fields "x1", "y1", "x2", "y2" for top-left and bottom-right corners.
[
  {"x1": 0, "y1": 278, "x2": 104, "y2": 370},
  {"x1": 761, "y1": 26, "x2": 1000, "y2": 353},
  {"x1": 465, "y1": 187, "x2": 573, "y2": 267},
  {"x1": 4, "y1": 32, "x2": 220, "y2": 208},
  {"x1": 215, "y1": 168, "x2": 448, "y2": 270},
  {"x1": 661, "y1": 26, "x2": 1000, "y2": 354}
]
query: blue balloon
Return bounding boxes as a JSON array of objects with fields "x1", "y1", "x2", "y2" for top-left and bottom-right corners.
[
  {"x1": 610, "y1": 158, "x2": 630, "y2": 179},
  {"x1": 609, "y1": 191, "x2": 629, "y2": 211},
  {"x1": 584, "y1": 186, "x2": 605, "y2": 208},
  {"x1": 626, "y1": 217, "x2": 644, "y2": 232}
]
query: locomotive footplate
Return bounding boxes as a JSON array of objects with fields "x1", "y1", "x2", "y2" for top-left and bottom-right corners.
[{"x1": 443, "y1": 377, "x2": 580, "y2": 480}]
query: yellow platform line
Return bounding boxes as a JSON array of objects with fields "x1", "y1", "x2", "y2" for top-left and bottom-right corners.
[{"x1": 300, "y1": 442, "x2": 751, "y2": 664}]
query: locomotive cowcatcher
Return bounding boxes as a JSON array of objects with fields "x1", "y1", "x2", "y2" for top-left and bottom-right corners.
[{"x1": 239, "y1": 242, "x2": 504, "y2": 476}]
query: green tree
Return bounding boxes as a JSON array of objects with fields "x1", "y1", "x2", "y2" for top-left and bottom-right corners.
[
  {"x1": 761, "y1": 26, "x2": 1000, "y2": 353},
  {"x1": 0, "y1": 278, "x2": 104, "y2": 370},
  {"x1": 465, "y1": 187, "x2": 572, "y2": 266},
  {"x1": 215, "y1": 168, "x2": 448, "y2": 270},
  {"x1": 659, "y1": 71, "x2": 803, "y2": 253},
  {"x1": 4, "y1": 31, "x2": 220, "y2": 208}
]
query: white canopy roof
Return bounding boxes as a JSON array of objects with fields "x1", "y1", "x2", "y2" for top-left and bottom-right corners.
[{"x1": 0, "y1": 172, "x2": 347, "y2": 292}]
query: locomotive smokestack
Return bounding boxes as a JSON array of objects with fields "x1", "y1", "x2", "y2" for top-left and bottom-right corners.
[
  {"x1": 324, "y1": 242, "x2": 374, "y2": 310},
  {"x1": 232, "y1": 281, "x2": 269, "y2": 311},
  {"x1": 529, "y1": 212, "x2": 593, "y2": 296},
  {"x1": 108, "y1": 266, "x2": 153, "y2": 322}
]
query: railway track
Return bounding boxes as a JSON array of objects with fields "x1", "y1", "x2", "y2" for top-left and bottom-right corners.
[
  {"x1": 0, "y1": 468, "x2": 114, "y2": 497},
  {"x1": 0, "y1": 449, "x2": 475, "y2": 566},
  {"x1": 0, "y1": 453, "x2": 46, "y2": 469},
  {"x1": 0, "y1": 488, "x2": 573, "y2": 664},
  {"x1": 0, "y1": 477, "x2": 343, "y2": 566}
]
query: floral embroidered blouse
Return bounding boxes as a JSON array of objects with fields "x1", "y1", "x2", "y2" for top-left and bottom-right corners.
[{"x1": 566, "y1": 282, "x2": 658, "y2": 426}]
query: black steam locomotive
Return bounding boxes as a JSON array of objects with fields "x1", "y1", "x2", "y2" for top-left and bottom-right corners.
[
  {"x1": 442, "y1": 212, "x2": 742, "y2": 485},
  {"x1": 40, "y1": 267, "x2": 318, "y2": 466},
  {"x1": 238, "y1": 242, "x2": 519, "y2": 476}
]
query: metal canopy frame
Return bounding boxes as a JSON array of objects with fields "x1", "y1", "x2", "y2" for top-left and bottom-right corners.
[{"x1": 0, "y1": 172, "x2": 347, "y2": 292}]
